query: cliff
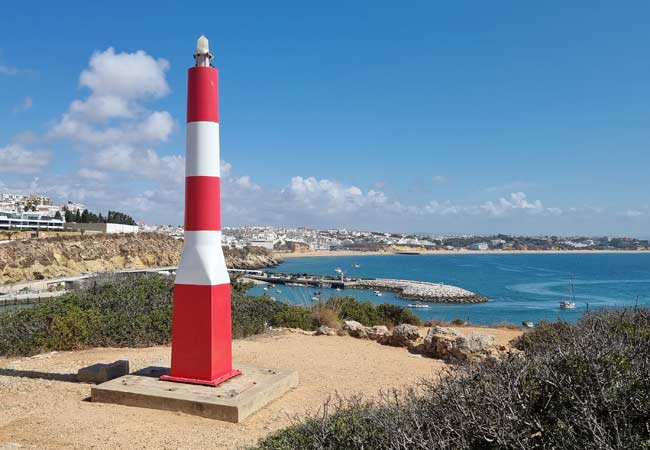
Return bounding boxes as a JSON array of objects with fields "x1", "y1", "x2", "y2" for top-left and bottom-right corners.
[{"x1": 0, "y1": 233, "x2": 278, "y2": 285}]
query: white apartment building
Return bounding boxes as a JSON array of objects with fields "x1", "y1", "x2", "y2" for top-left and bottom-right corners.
[{"x1": 0, "y1": 212, "x2": 64, "y2": 231}]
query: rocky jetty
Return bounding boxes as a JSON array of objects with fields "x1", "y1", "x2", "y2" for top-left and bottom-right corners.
[{"x1": 350, "y1": 278, "x2": 487, "y2": 303}]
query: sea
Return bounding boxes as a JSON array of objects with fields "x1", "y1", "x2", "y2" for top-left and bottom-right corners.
[{"x1": 248, "y1": 253, "x2": 650, "y2": 326}]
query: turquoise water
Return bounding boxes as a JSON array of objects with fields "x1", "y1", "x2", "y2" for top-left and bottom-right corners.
[{"x1": 248, "y1": 253, "x2": 650, "y2": 325}]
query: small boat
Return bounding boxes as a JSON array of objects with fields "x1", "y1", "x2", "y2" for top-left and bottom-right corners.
[
  {"x1": 270, "y1": 296, "x2": 276, "y2": 301},
  {"x1": 374, "y1": 290, "x2": 383, "y2": 297},
  {"x1": 352, "y1": 263, "x2": 360, "y2": 268},
  {"x1": 287, "y1": 282, "x2": 304, "y2": 287},
  {"x1": 559, "y1": 274, "x2": 577, "y2": 309},
  {"x1": 263, "y1": 286, "x2": 269, "y2": 291},
  {"x1": 407, "y1": 303, "x2": 430, "y2": 309},
  {"x1": 334, "y1": 267, "x2": 342, "y2": 273},
  {"x1": 275, "y1": 289, "x2": 282, "y2": 294},
  {"x1": 335, "y1": 288, "x2": 342, "y2": 292},
  {"x1": 522, "y1": 321, "x2": 534, "y2": 328}
]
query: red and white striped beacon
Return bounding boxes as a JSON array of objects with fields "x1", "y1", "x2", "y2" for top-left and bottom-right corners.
[{"x1": 160, "y1": 35, "x2": 241, "y2": 386}]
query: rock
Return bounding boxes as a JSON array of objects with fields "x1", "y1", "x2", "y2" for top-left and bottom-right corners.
[
  {"x1": 367, "y1": 325, "x2": 390, "y2": 341},
  {"x1": 455, "y1": 332, "x2": 496, "y2": 359},
  {"x1": 342, "y1": 320, "x2": 368, "y2": 339},
  {"x1": 314, "y1": 325, "x2": 337, "y2": 336},
  {"x1": 421, "y1": 326, "x2": 462, "y2": 358},
  {"x1": 77, "y1": 360, "x2": 129, "y2": 384},
  {"x1": 421, "y1": 327, "x2": 497, "y2": 363},
  {"x1": 381, "y1": 324, "x2": 421, "y2": 347}
]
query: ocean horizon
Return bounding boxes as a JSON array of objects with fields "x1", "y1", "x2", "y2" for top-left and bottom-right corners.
[{"x1": 248, "y1": 252, "x2": 650, "y2": 325}]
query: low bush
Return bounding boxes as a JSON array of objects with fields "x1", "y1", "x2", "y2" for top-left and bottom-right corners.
[
  {"x1": 0, "y1": 274, "x2": 290, "y2": 356},
  {"x1": 325, "y1": 296, "x2": 382, "y2": 325},
  {"x1": 252, "y1": 307, "x2": 650, "y2": 450},
  {"x1": 232, "y1": 293, "x2": 288, "y2": 339},
  {"x1": 322, "y1": 296, "x2": 419, "y2": 327},
  {"x1": 375, "y1": 303, "x2": 421, "y2": 326},
  {"x1": 271, "y1": 306, "x2": 315, "y2": 330},
  {"x1": 311, "y1": 305, "x2": 342, "y2": 329},
  {"x1": 0, "y1": 278, "x2": 425, "y2": 356}
]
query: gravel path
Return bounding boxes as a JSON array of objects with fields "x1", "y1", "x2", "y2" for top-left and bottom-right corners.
[{"x1": 0, "y1": 327, "x2": 520, "y2": 450}]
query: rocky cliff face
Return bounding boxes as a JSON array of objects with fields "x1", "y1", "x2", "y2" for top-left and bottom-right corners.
[{"x1": 0, "y1": 233, "x2": 278, "y2": 285}]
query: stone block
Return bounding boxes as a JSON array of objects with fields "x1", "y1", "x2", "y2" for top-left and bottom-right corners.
[{"x1": 78, "y1": 360, "x2": 129, "y2": 383}]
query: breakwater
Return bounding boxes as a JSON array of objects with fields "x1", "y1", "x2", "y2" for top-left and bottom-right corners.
[
  {"x1": 246, "y1": 272, "x2": 486, "y2": 303},
  {"x1": 351, "y1": 278, "x2": 486, "y2": 303}
]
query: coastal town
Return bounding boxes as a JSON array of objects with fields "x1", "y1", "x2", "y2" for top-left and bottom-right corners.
[{"x1": 2, "y1": 193, "x2": 649, "y2": 252}]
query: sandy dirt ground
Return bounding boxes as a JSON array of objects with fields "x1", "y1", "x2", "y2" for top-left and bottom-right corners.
[{"x1": 0, "y1": 327, "x2": 520, "y2": 450}]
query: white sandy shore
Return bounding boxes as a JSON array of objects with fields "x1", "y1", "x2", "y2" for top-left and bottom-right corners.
[{"x1": 276, "y1": 249, "x2": 650, "y2": 259}]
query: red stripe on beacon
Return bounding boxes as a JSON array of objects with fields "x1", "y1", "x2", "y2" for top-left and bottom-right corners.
[{"x1": 160, "y1": 35, "x2": 241, "y2": 386}]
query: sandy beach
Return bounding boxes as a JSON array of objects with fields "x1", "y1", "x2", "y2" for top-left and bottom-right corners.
[
  {"x1": 0, "y1": 327, "x2": 520, "y2": 450},
  {"x1": 276, "y1": 249, "x2": 650, "y2": 259}
]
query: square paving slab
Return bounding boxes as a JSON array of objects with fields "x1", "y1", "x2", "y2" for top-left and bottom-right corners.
[{"x1": 91, "y1": 365, "x2": 298, "y2": 423}]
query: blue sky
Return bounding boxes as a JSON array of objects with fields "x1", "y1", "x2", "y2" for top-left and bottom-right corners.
[{"x1": 1, "y1": 1, "x2": 649, "y2": 236}]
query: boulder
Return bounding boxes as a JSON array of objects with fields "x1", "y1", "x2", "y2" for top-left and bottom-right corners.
[
  {"x1": 343, "y1": 320, "x2": 368, "y2": 339},
  {"x1": 315, "y1": 325, "x2": 337, "y2": 336},
  {"x1": 381, "y1": 324, "x2": 421, "y2": 347},
  {"x1": 421, "y1": 326, "x2": 462, "y2": 358},
  {"x1": 421, "y1": 326, "x2": 497, "y2": 363},
  {"x1": 367, "y1": 325, "x2": 391, "y2": 341},
  {"x1": 451, "y1": 332, "x2": 497, "y2": 362}
]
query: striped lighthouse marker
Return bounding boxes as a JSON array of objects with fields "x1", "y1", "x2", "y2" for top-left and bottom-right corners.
[{"x1": 160, "y1": 35, "x2": 241, "y2": 386}]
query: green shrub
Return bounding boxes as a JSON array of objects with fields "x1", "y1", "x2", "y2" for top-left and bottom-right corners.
[
  {"x1": 0, "y1": 274, "x2": 290, "y2": 356},
  {"x1": 271, "y1": 306, "x2": 315, "y2": 330},
  {"x1": 0, "y1": 276, "x2": 424, "y2": 357},
  {"x1": 375, "y1": 303, "x2": 421, "y2": 327},
  {"x1": 232, "y1": 294, "x2": 287, "y2": 339},
  {"x1": 325, "y1": 297, "x2": 382, "y2": 325},
  {"x1": 323, "y1": 297, "x2": 419, "y2": 328},
  {"x1": 252, "y1": 307, "x2": 650, "y2": 450},
  {"x1": 511, "y1": 320, "x2": 574, "y2": 353}
]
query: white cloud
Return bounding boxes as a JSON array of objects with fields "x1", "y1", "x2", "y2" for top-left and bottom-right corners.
[
  {"x1": 49, "y1": 47, "x2": 173, "y2": 145},
  {"x1": 13, "y1": 96, "x2": 32, "y2": 113},
  {"x1": 92, "y1": 146, "x2": 184, "y2": 185},
  {"x1": 235, "y1": 175, "x2": 261, "y2": 191},
  {"x1": 45, "y1": 46, "x2": 178, "y2": 200},
  {"x1": 0, "y1": 143, "x2": 51, "y2": 174},
  {"x1": 480, "y1": 192, "x2": 547, "y2": 216},
  {"x1": 432, "y1": 175, "x2": 447, "y2": 184},
  {"x1": 78, "y1": 168, "x2": 108, "y2": 182},
  {"x1": 80, "y1": 48, "x2": 169, "y2": 101},
  {"x1": 624, "y1": 209, "x2": 647, "y2": 218}
]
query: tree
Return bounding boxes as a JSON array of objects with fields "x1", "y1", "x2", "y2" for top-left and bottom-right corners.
[
  {"x1": 54, "y1": 211, "x2": 62, "y2": 220},
  {"x1": 64, "y1": 210, "x2": 74, "y2": 222},
  {"x1": 74, "y1": 210, "x2": 81, "y2": 223}
]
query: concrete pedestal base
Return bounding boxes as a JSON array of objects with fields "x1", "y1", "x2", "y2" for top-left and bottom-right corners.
[{"x1": 91, "y1": 365, "x2": 298, "y2": 423}]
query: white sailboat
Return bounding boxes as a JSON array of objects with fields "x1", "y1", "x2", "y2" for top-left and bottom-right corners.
[{"x1": 559, "y1": 275, "x2": 577, "y2": 309}]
